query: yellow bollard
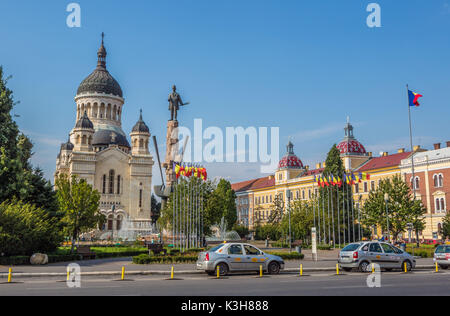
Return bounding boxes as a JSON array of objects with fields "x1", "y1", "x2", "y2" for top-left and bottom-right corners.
[
  {"x1": 171, "y1": 266, "x2": 174, "y2": 279},
  {"x1": 7, "y1": 268, "x2": 12, "y2": 283},
  {"x1": 300, "y1": 264, "x2": 303, "y2": 276},
  {"x1": 121, "y1": 266, "x2": 125, "y2": 280},
  {"x1": 260, "y1": 265, "x2": 263, "y2": 277},
  {"x1": 436, "y1": 262, "x2": 439, "y2": 273},
  {"x1": 336, "y1": 263, "x2": 339, "y2": 275},
  {"x1": 66, "y1": 267, "x2": 70, "y2": 281},
  {"x1": 217, "y1": 265, "x2": 220, "y2": 279},
  {"x1": 404, "y1": 262, "x2": 407, "y2": 273},
  {"x1": 372, "y1": 263, "x2": 375, "y2": 273}
]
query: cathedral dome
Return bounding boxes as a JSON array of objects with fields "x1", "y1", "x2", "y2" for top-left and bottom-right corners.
[
  {"x1": 75, "y1": 111, "x2": 94, "y2": 129},
  {"x1": 92, "y1": 129, "x2": 130, "y2": 148},
  {"x1": 278, "y1": 141, "x2": 303, "y2": 169},
  {"x1": 132, "y1": 110, "x2": 150, "y2": 133},
  {"x1": 76, "y1": 33, "x2": 123, "y2": 98},
  {"x1": 336, "y1": 119, "x2": 367, "y2": 155}
]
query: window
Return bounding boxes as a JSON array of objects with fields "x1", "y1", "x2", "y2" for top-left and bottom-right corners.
[
  {"x1": 108, "y1": 170, "x2": 115, "y2": 194},
  {"x1": 434, "y1": 174, "x2": 444, "y2": 188},
  {"x1": 371, "y1": 181, "x2": 375, "y2": 191},
  {"x1": 117, "y1": 175, "x2": 121, "y2": 194},
  {"x1": 369, "y1": 243, "x2": 382, "y2": 253},
  {"x1": 436, "y1": 198, "x2": 446, "y2": 213},
  {"x1": 107, "y1": 215, "x2": 113, "y2": 230},
  {"x1": 364, "y1": 182, "x2": 368, "y2": 193},
  {"x1": 411, "y1": 176, "x2": 420, "y2": 190},
  {"x1": 139, "y1": 189, "x2": 143, "y2": 208},
  {"x1": 244, "y1": 245, "x2": 260, "y2": 255},
  {"x1": 228, "y1": 245, "x2": 243, "y2": 255},
  {"x1": 102, "y1": 175, "x2": 106, "y2": 194},
  {"x1": 380, "y1": 243, "x2": 395, "y2": 253},
  {"x1": 116, "y1": 215, "x2": 122, "y2": 231},
  {"x1": 302, "y1": 190, "x2": 305, "y2": 200},
  {"x1": 355, "y1": 184, "x2": 359, "y2": 193},
  {"x1": 308, "y1": 189, "x2": 311, "y2": 199}
]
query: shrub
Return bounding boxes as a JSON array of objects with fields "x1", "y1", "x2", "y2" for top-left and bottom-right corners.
[
  {"x1": 267, "y1": 252, "x2": 304, "y2": 260},
  {"x1": 0, "y1": 201, "x2": 63, "y2": 256},
  {"x1": 132, "y1": 254, "x2": 198, "y2": 264}
]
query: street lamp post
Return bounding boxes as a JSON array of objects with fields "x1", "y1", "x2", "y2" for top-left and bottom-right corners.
[
  {"x1": 287, "y1": 190, "x2": 292, "y2": 251},
  {"x1": 111, "y1": 204, "x2": 115, "y2": 242},
  {"x1": 384, "y1": 193, "x2": 390, "y2": 243}
]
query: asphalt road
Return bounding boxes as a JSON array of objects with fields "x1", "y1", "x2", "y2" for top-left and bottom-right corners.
[{"x1": 1, "y1": 270, "x2": 448, "y2": 296}]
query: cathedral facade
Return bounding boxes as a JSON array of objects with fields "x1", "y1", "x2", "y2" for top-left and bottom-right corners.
[{"x1": 54, "y1": 36, "x2": 154, "y2": 235}]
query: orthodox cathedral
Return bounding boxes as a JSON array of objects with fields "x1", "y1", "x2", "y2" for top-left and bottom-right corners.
[{"x1": 54, "y1": 35, "x2": 154, "y2": 234}]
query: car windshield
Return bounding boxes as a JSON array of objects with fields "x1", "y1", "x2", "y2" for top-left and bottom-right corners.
[
  {"x1": 342, "y1": 243, "x2": 361, "y2": 252},
  {"x1": 435, "y1": 245, "x2": 450, "y2": 253},
  {"x1": 209, "y1": 244, "x2": 225, "y2": 252}
]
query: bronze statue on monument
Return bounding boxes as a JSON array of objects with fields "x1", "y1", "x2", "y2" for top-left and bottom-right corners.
[{"x1": 168, "y1": 85, "x2": 189, "y2": 121}]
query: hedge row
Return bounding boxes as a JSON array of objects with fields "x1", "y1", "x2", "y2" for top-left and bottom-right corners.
[
  {"x1": 133, "y1": 254, "x2": 198, "y2": 264},
  {"x1": 267, "y1": 252, "x2": 305, "y2": 260}
]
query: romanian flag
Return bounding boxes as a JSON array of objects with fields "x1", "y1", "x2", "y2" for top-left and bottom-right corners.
[
  {"x1": 408, "y1": 89, "x2": 423, "y2": 107},
  {"x1": 359, "y1": 172, "x2": 370, "y2": 180},
  {"x1": 336, "y1": 176, "x2": 342, "y2": 187}
]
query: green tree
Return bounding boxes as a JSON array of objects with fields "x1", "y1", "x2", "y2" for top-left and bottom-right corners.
[
  {"x1": 232, "y1": 224, "x2": 249, "y2": 238},
  {"x1": 441, "y1": 212, "x2": 450, "y2": 239},
  {"x1": 158, "y1": 177, "x2": 215, "y2": 236},
  {"x1": 55, "y1": 174, "x2": 103, "y2": 253},
  {"x1": 150, "y1": 193, "x2": 161, "y2": 224},
  {"x1": 0, "y1": 200, "x2": 63, "y2": 256},
  {"x1": 268, "y1": 194, "x2": 284, "y2": 224},
  {"x1": 280, "y1": 200, "x2": 315, "y2": 244},
  {"x1": 0, "y1": 67, "x2": 58, "y2": 218},
  {"x1": 206, "y1": 179, "x2": 237, "y2": 230},
  {"x1": 361, "y1": 175, "x2": 426, "y2": 242}
]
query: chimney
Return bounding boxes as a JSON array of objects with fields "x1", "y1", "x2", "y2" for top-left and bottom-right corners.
[
  {"x1": 434, "y1": 143, "x2": 441, "y2": 150},
  {"x1": 268, "y1": 175, "x2": 273, "y2": 180},
  {"x1": 316, "y1": 163, "x2": 322, "y2": 169},
  {"x1": 446, "y1": 141, "x2": 450, "y2": 148},
  {"x1": 305, "y1": 165, "x2": 309, "y2": 170},
  {"x1": 368, "y1": 152, "x2": 373, "y2": 157},
  {"x1": 322, "y1": 162, "x2": 326, "y2": 168},
  {"x1": 398, "y1": 148, "x2": 405, "y2": 153},
  {"x1": 413, "y1": 145, "x2": 421, "y2": 151},
  {"x1": 382, "y1": 152, "x2": 388, "y2": 157}
]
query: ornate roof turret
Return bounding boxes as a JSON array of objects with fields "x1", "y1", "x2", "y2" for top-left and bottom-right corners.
[
  {"x1": 75, "y1": 111, "x2": 94, "y2": 129},
  {"x1": 132, "y1": 109, "x2": 150, "y2": 133},
  {"x1": 336, "y1": 117, "x2": 367, "y2": 155},
  {"x1": 278, "y1": 141, "x2": 303, "y2": 169},
  {"x1": 60, "y1": 135, "x2": 74, "y2": 151},
  {"x1": 76, "y1": 33, "x2": 123, "y2": 97}
]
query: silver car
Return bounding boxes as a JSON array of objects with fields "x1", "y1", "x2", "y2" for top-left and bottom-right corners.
[
  {"x1": 196, "y1": 243, "x2": 285, "y2": 276},
  {"x1": 434, "y1": 244, "x2": 450, "y2": 269},
  {"x1": 338, "y1": 241, "x2": 416, "y2": 272}
]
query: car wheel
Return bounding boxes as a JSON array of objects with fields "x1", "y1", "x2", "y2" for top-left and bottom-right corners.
[
  {"x1": 439, "y1": 265, "x2": 448, "y2": 270},
  {"x1": 343, "y1": 267, "x2": 352, "y2": 272},
  {"x1": 216, "y1": 262, "x2": 229, "y2": 276},
  {"x1": 268, "y1": 262, "x2": 280, "y2": 275},
  {"x1": 402, "y1": 260, "x2": 412, "y2": 272},
  {"x1": 359, "y1": 261, "x2": 370, "y2": 273}
]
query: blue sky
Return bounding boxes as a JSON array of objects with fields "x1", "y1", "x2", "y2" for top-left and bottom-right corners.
[{"x1": 1, "y1": 0, "x2": 449, "y2": 185}]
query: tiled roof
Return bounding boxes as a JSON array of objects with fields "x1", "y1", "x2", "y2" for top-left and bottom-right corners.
[
  {"x1": 231, "y1": 176, "x2": 275, "y2": 193},
  {"x1": 356, "y1": 152, "x2": 411, "y2": 172}
]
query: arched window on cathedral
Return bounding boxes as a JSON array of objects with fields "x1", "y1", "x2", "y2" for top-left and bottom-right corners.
[
  {"x1": 109, "y1": 170, "x2": 115, "y2": 194},
  {"x1": 139, "y1": 139, "x2": 144, "y2": 149},
  {"x1": 139, "y1": 189, "x2": 143, "y2": 208},
  {"x1": 116, "y1": 214, "x2": 122, "y2": 231},
  {"x1": 117, "y1": 175, "x2": 121, "y2": 194},
  {"x1": 82, "y1": 135, "x2": 87, "y2": 145},
  {"x1": 145, "y1": 140, "x2": 148, "y2": 149},
  {"x1": 76, "y1": 135, "x2": 80, "y2": 144},
  {"x1": 107, "y1": 215, "x2": 113, "y2": 231},
  {"x1": 88, "y1": 136, "x2": 92, "y2": 145},
  {"x1": 102, "y1": 175, "x2": 106, "y2": 194}
]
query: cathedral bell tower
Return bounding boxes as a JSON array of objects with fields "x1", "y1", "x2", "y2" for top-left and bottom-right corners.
[
  {"x1": 130, "y1": 110, "x2": 150, "y2": 156},
  {"x1": 71, "y1": 111, "x2": 94, "y2": 152}
]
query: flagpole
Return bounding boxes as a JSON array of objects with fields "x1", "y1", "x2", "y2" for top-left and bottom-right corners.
[
  {"x1": 342, "y1": 172, "x2": 346, "y2": 245},
  {"x1": 407, "y1": 84, "x2": 416, "y2": 200}
]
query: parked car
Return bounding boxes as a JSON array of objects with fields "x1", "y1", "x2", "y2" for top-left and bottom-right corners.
[
  {"x1": 434, "y1": 244, "x2": 450, "y2": 269},
  {"x1": 196, "y1": 243, "x2": 285, "y2": 276},
  {"x1": 338, "y1": 241, "x2": 416, "y2": 272}
]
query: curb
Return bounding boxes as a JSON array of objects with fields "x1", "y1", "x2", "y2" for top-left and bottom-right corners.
[{"x1": 0, "y1": 265, "x2": 437, "y2": 279}]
